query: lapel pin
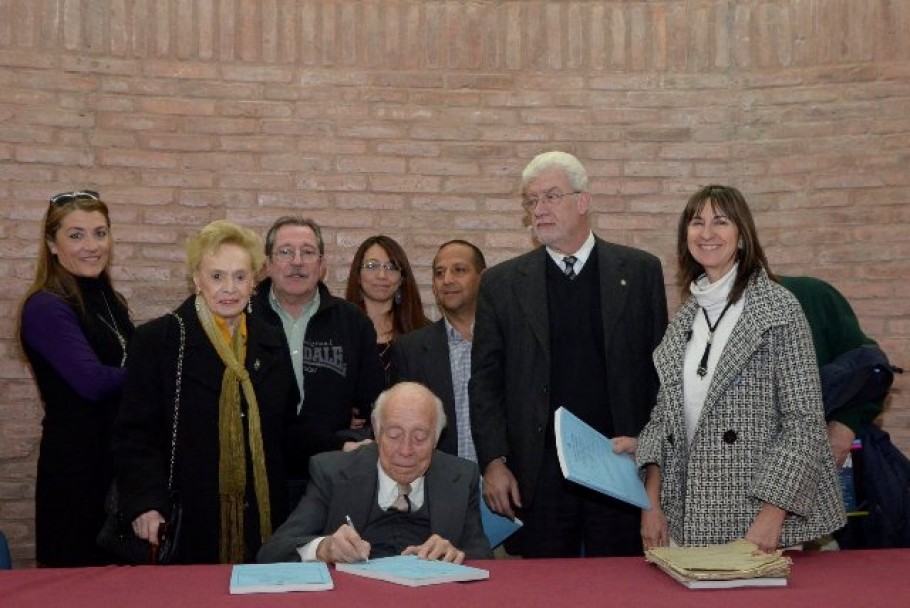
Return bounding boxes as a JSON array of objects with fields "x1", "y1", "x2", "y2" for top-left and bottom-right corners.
[{"x1": 620, "y1": 279, "x2": 627, "y2": 287}]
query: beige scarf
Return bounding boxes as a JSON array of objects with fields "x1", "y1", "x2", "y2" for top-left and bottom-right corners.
[{"x1": 195, "y1": 295, "x2": 272, "y2": 563}]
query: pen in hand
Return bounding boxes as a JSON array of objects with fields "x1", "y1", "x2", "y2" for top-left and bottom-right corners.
[{"x1": 345, "y1": 515, "x2": 368, "y2": 562}]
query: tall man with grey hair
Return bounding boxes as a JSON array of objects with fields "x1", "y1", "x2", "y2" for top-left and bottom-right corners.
[
  {"x1": 470, "y1": 151, "x2": 668, "y2": 557},
  {"x1": 257, "y1": 382, "x2": 493, "y2": 564},
  {"x1": 250, "y1": 216, "x2": 385, "y2": 505}
]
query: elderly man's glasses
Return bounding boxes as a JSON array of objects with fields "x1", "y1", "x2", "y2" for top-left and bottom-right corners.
[
  {"x1": 521, "y1": 188, "x2": 580, "y2": 211},
  {"x1": 49, "y1": 190, "x2": 100, "y2": 207},
  {"x1": 362, "y1": 260, "x2": 401, "y2": 274},
  {"x1": 273, "y1": 246, "x2": 321, "y2": 264}
]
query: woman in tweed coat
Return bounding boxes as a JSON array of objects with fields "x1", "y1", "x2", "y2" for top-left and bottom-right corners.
[{"x1": 635, "y1": 185, "x2": 846, "y2": 552}]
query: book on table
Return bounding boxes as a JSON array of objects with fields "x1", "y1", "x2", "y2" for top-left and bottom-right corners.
[
  {"x1": 229, "y1": 562, "x2": 334, "y2": 594},
  {"x1": 553, "y1": 406, "x2": 650, "y2": 509},
  {"x1": 645, "y1": 540, "x2": 792, "y2": 589},
  {"x1": 335, "y1": 555, "x2": 489, "y2": 587}
]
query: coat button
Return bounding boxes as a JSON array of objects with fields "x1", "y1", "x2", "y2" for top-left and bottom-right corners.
[
  {"x1": 668, "y1": 433, "x2": 674, "y2": 446},
  {"x1": 723, "y1": 430, "x2": 738, "y2": 444}
]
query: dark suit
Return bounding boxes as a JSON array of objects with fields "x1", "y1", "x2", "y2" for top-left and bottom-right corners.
[
  {"x1": 469, "y1": 237, "x2": 668, "y2": 556},
  {"x1": 257, "y1": 443, "x2": 492, "y2": 562},
  {"x1": 393, "y1": 320, "x2": 459, "y2": 456}
]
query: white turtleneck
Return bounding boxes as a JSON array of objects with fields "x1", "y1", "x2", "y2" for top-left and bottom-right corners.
[{"x1": 683, "y1": 264, "x2": 746, "y2": 444}]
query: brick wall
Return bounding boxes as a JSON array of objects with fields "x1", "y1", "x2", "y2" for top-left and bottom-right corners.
[{"x1": 1, "y1": 0, "x2": 908, "y2": 566}]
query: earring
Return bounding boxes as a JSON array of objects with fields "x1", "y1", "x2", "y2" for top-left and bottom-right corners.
[
  {"x1": 738, "y1": 238, "x2": 745, "y2": 250},
  {"x1": 394, "y1": 289, "x2": 402, "y2": 305},
  {"x1": 246, "y1": 299, "x2": 253, "y2": 314}
]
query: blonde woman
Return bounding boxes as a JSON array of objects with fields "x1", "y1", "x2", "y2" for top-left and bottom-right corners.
[{"x1": 113, "y1": 220, "x2": 298, "y2": 563}]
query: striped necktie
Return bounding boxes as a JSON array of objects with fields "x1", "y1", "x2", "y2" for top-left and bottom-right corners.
[
  {"x1": 563, "y1": 255, "x2": 577, "y2": 280},
  {"x1": 390, "y1": 483, "x2": 412, "y2": 513}
]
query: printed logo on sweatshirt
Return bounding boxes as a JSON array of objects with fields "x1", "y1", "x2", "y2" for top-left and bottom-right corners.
[{"x1": 302, "y1": 340, "x2": 347, "y2": 377}]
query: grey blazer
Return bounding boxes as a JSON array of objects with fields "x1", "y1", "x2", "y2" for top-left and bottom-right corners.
[
  {"x1": 636, "y1": 269, "x2": 847, "y2": 547},
  {"x1": 394, "y1": 320, "x2": 459, "y2": 456},
  {"x1": 257, "y1": 443, "x2": 492, "y2": 562}
]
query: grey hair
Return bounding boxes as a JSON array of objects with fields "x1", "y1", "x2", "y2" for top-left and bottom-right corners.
[
  {"x1": 264, "y1": 215, "x2": 325, "y2": 256},
  {"x1": 371, "y1": 381, "x2": 447, "y2": 445},
  {"x1": 521, "y1": 151, "x2": 589, "y2": 192}
]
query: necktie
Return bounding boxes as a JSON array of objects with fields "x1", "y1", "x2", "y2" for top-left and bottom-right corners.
[
  {"x1": 563, "y1": 255, "x2": 577, "y2": 280},
  {"x1": 390, "y1": 483, "x2": 411, "y2": 513}
]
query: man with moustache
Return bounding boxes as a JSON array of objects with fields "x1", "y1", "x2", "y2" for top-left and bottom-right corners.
[
  {"x1": 251, "y1": 216, "x2": 385, "y2": 506},
  {"x1": 469, "y1": 151, "x2": 668, "y2": 557},
  {"x1": 394, "y1": 240, "x2": 486, "y2": 461}
]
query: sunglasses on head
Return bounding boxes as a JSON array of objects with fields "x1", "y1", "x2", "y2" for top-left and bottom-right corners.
[{"x1": 49, "y1": 190, "x2": 100, "y2": 207}]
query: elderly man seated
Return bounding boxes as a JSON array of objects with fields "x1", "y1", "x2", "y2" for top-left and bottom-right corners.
[{"x1": 258, "y1": 381, "x2": 492, "y2": 564}]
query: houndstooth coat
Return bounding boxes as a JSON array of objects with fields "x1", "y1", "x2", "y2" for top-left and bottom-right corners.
[{"x1": 636, "y1": 269, "x2": 846, "y2": 547}]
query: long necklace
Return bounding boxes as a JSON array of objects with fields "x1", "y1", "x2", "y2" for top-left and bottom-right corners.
[
  {"x1": 97, "y1": 292, "x2": 128, "y2": 367},
  {"x1": 696, "y1": 301, "x2": 733, "y2": 378}
]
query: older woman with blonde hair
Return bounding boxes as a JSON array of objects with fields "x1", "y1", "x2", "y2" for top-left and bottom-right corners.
[
  {"x1": 113, "y1": 220, "x2": 298, "y2": 564},
  {"x1": 19, "y1": 190, "x2": 134, "y2": 566}
]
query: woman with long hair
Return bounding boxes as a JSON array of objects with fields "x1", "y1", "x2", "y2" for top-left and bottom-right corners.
[
  {"x1": 634, "y1": 185, "x2": 845, "y2": 552},
  {"x1": 345, "y1": 235, "x2": 430, "y2": 386},
  {"x1": 18, "y1": 190, "x2": 134, "y2": 566}
]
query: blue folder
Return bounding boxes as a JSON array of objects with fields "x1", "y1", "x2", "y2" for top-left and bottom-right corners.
[
  {"x1": 479, "y1": 479, "x2": 523, "y2": 548},
  {"x1": 553, "y1": 407, "x2": 651, "y2": 510}
]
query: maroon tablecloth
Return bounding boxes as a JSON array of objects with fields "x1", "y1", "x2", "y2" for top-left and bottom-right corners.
[{"x1": 2, "y1": 549, "x2": 908, "y2": 607}]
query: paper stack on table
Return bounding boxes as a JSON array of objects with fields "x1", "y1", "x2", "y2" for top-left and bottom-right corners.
[{"x1": 645, "y1": 540, "x2": 792, "y2": 589}]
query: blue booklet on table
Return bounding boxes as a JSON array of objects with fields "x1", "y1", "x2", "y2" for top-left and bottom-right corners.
[
  {"x1": 480, "y1": 479, "x2": 523, "y2": 548},
  {"x1": 229, "y1": 562, "x2": 334, "y2": 594},
  {"x1": 336, "y1": 555, "x2": 489, "y2": 587},
  {"x1": 554, "y1": 406, "x2": 651, "y2": 510}
]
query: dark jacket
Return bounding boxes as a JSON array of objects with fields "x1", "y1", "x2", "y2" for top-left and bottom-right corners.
[
  {"x1": 779, "y1": 276, "x2": 884, "y2": 433},
  {"x1": 394, "y1": 319, "x2": 459, "y2": 456},
  {"x1": 251, "y1": 279, "x2": 385, "y2": 478},
  {"x1": 470, "y1": 237, "x2": 668, "y2": 506},
  {"x1": 113, "y1": 296, "x2": 298, "y2": 564},
  {"x1": 257, "y1": 443, "x2": 493, "y2": 562}
]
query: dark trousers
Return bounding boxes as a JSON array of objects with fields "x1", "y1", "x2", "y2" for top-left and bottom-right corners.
[{"x1": 506, "y1": 444, "x2": 643, "y2": 558}]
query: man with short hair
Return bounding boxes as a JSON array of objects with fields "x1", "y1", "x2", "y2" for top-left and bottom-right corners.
[
  {"x1": 470, "y1": 151, "x2": 668, "y2": 558},
  {"x1": 394, "y1": 240, "x2": 486, "y2": 461},
  {"x1": 251, "y1": 216, "x2": 384, "y2": 497},
  {"x1": 257, "y1": 382, "x2": 493, "y2": 564}
]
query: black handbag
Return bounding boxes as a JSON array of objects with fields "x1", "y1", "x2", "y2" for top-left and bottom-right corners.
[{"x1": 97, "y1": 312, "x2": 185, "y2": 565}]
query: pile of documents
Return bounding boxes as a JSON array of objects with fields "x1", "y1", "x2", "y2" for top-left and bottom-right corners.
[{"x1": 645, "y1": 540, "x2": 792, "y2": 589}]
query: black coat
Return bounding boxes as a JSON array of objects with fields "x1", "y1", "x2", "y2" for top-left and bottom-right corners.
[
  {"x1": 469, "y1": 238, "x2": 668, "y2": 506},
  {"x1": 113, "y1": 296, "x2": 299, "y2": 564}
]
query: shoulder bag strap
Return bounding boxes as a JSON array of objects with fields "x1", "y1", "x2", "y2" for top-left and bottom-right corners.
[{"x1": 167, "y1": 312, "x2": 186, "y2": 492}]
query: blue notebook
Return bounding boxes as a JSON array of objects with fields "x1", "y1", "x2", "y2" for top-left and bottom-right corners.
[
  {"x1": 554, "y1": 406, "x2": 651, "y2": 510},
  {"x1": 336, "y1": 555, "x2": 489, "y2": 587},
  {"x1": 480, "y1": 479, "x2": 523, "y2": 548},
  {"x1": 229, "y1": 562, "x2": 334, "y2": 594}
]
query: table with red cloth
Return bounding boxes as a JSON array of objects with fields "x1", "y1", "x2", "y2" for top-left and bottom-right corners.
[{"x1": 2, "y1": 550, "x2": 908, "y2": 607}]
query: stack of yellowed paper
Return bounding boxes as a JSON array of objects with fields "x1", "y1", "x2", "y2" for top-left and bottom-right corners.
[{"x1": 645, "y1": 540, "x2": 792, "y2": 589}]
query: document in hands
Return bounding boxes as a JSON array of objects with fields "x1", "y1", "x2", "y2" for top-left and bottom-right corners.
[
  {"x1": 335, "y1": 555, "x2": 490, "y2": 587},
  {"x1": 554, "y1": 406, "x2": 651, "y2": 509},
  {"x1": 480, "y1": 478, "x2": 523, "y2": 548},
  {"x1": 229, "y1": 562, "x2": 334, "y2": 594}
]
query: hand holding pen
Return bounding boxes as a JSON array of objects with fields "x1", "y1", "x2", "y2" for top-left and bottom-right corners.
[{"x1": 316, "y1": 514, "x2": 371, "y2": 563}]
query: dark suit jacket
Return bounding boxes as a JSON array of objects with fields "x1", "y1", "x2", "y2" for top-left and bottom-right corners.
[
  {"x1": 257, "y1": 443, "x2": 493, "y2": 562},
  {"x1": 469, "y1": 237, "x2": 668, "y2": 507},
  {"x1": 393, "y1": 320, "x2": 459, "y2": 456}
]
